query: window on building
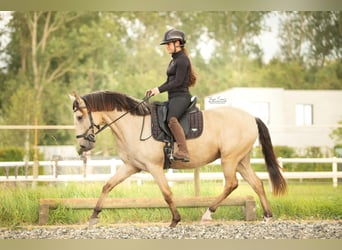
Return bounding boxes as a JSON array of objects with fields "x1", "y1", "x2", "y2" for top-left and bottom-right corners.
[{"x1": 296, "y1": 104, "x2": 313, "y2": 125}]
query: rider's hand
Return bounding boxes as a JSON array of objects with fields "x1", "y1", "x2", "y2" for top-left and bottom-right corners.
[
  {"x1": 145, "y1": 90, "x2": 152, "y2": 97},
  {"x1": 146, "y1": 87, "x2": 160, "y2": 97}
]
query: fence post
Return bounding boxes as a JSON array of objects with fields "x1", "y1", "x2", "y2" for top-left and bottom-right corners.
[
  {"x1": 5, "y1": 167, "x2": 9, "y2": 179},
  {"x1": 332, "y1": 157, "x2": 338, "y2": 187},
  {"x1": 194, "y1": 168, "x2": 200, "y2": 197},
  {"x1": 53, "y1": 159, "x2": 58, "y2": 179},
  {"x1": 15, "y1": 166, "x2": 18, "y2": 179},
  {"x1": 39, "y1": 203, "x2": 50, "y2": 225},
  {"x1": 24, "y1": 160, "x2": 29, "y2": 179}
]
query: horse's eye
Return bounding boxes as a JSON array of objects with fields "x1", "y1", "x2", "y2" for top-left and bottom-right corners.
[{"x1": 76, "y1": 115, "x2": 83, "y2": 121}]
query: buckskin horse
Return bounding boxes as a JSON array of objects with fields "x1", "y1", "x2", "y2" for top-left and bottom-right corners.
[{"x1": 71, "y1": 90, "x2": 287, "y2": 227}]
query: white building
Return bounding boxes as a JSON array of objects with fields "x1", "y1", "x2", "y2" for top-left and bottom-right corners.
[{"x1": 205, "y1": 88, "x2": 342, "y2": 150}]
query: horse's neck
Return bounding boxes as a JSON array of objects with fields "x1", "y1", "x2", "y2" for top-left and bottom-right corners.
[{"x1": 103, "y1": 111, "x2": 150, "y2": 146}]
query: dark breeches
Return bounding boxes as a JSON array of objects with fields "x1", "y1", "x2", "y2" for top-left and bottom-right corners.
[{"x1": 167, "y1": 95, "x2": 191, "y2": 122}]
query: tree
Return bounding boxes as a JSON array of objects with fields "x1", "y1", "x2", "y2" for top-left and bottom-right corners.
[
  {"x1": 1, "y1": 11, "x2": 128, "y2": 166},
  {"x1": 2, "y1": 12, "x2": 127, "y2": 136},
  {"x1": 330, "y1": 120, "x2": 342, "y2": 145},
  {"x1": 305, "y1": 11, "x2": 342, "y2": 68},
  {"x1": 278, "y1": 11, "x2": 342, "y2": 68}
]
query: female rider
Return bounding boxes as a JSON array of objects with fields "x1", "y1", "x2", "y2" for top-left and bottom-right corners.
[{"x1": 146, "y1": 29, "x2": 196, "y2": 162}]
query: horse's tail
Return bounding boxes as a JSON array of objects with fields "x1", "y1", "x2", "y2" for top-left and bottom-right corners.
[{"x1": 255, "y1": 117, "x2": 287, "y2": 196}]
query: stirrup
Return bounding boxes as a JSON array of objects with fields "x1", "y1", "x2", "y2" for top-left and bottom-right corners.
[
  {"x1": 173, "y1": 156, "x2": 190, "y2": 162},
  {"x1": 168, "y1": 153, "x2": 175, "y2": 162},
  {"x1": 168, "y1": 147, "x2": 190, "y2": 162}
]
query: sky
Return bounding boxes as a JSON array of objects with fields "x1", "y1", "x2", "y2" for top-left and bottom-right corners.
[
  {"x1": 0, "y1": 11, "x2": 12, "y2": 68},
  {"x1": 256, "y1": 12, "x2": 281, "y2": 63}
]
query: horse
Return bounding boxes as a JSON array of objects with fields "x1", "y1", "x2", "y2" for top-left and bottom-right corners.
[{"x1": 71, "y1": 90, "x2": 287, "y2": 227}]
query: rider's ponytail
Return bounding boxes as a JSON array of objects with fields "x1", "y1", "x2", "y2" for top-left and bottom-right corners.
[{"x1": 183, "y1": 48, "x2": 197, "y2": 87}]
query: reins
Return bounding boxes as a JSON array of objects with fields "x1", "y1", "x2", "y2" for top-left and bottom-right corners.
[
  {"x1": 95, "y1": 95, "x2": 152, "y2": 135},
  {"x1": 76, "y1": 95, "x2": 152, "y2": 142},
  {"x1": 139, "y1": 114, "x2": 152, "y2": 141}
]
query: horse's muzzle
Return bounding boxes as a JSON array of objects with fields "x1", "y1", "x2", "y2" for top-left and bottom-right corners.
[
  {"x1": 77, "y1": 146, "x2": 85, "y2": 155},
  {"x1": 77, "y1": 143, "x2": 93, "y2": 155}
]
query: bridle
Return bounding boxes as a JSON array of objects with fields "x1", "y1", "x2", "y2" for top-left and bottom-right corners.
[
  {"x1": 74, "y1": 96, "x2": 151, "y2": 143},
  {"x1": 75, "y1": 106, "x2": 100, "y2": 143}
]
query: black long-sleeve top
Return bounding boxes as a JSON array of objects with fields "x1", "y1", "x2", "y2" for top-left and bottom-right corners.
[{"x1": 158, "y1": 50, "x2": 190, "y2": 99}]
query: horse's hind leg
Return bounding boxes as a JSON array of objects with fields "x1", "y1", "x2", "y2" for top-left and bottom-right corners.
[
  {"x1": 89, "y1": 164, "x2": 140, "y2": 226},
  {"x1": 201, "y1": 158, "x2": 239, "y2": 222},
  {"x1": 237, "y1": 155, "x2": 273, "y2": 220}
]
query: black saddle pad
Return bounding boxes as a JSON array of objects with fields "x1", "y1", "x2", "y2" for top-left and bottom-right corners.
[{"x1": 150, "y1": 101, "x2": 203, "y2": 142}]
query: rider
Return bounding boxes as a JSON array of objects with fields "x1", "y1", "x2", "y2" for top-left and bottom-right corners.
[{"x1": 146, "y1": 29, "x2": 197, "y2": 162}]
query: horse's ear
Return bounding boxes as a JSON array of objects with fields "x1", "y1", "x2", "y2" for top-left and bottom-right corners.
[
  {"x1": 68, "y1": 94, "x2": 76, "y2": 101},
  {"x1": 72, "y1": 92, "x2": 83, "y2": 104}
]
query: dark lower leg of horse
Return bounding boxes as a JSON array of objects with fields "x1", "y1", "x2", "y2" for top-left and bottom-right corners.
[
  {"x1": 237, "y1": 161, "x2": 273, "y2": 220},
  {"x1": 89, "y1": 185, "x2": 111, "y2": 226},
  {"x1": 162, "y1": 189, "x2": 181, "y2": 227},
  {"x1": 91, "y1": 185, "x2": 112, "y2": 219},
  {"x1": 210, "y1": 182, "x2": 238, "y2": 212},
  {"x1": 88, "y1": 167, "x2": 140, "y2": 227},
  {"x1": 244, "y1": 179, "x2": 273, "y2": 219},
  {"x1": 164, "y1": 194, "x2": 181, "y2": 227},
  {"x1": 169, "y1": 204, "x2": 181, "y2": 227},
  {"x1": 259, "y1": 193, "x2": 273, "y2": 220},
  {"x1": 90, "y1": 208, "x2": 101, "y2": 220},
  {"x1": 252, "y1": 182, "x2": 273, "y2": 219},
  {"x1": 148, "y1": 168, "x2": 181, "y2": 227}
]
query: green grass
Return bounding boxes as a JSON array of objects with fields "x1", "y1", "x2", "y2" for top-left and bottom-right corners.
[{"x1": 0, "y1": 180, "x2": 341, "y2": 228}]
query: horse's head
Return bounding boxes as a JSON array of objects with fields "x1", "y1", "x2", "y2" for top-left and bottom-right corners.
[
  {"x1": 71, "y1": 92, "x2": 102, "y2": 154},
  {"x1": 71, "y1": 90, "x2": 151, "y2": 154}
]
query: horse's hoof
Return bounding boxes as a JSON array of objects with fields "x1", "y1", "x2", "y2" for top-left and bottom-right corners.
[
  {"x1": 169, "y1": 222, "x2": 177, "y2": 228},
  {"x1": 200, "y1": 219, "x2": 212, "y2": 225},
  {"x1": 169, "y1": 220, "x2": 180, "y2": 228},
  {"x1": 169, "y1": 218, "x2": 181, "y2": 228},
  {"x1": 88, "y1": 218, "x2": 99, "y2": 228},
  {"x1": 262, "y1": 216, "x2": 272, "y2": 223},
  {"x1": 201, "y1": 214, "x2": 213, "y2": 223},
  {"x1": 201, "y1": 208, "x2": 213, "y2": 223}
]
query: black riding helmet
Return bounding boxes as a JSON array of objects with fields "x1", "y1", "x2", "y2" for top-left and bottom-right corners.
[{"x1": 160, "y1": 29, "x2": 186, "y2": 46}]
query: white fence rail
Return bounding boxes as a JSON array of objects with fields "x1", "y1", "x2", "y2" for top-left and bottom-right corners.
[{"x1": 1, "y1": 158, "x2": 342, "y2": 187}]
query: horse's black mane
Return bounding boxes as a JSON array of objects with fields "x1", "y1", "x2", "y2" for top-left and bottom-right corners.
[{"x1": 79, "y1": 91, "x2": 151, "y2": 116}]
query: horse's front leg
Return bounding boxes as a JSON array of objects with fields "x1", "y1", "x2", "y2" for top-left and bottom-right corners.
[
  {"x1": 148, "y1": 167, "x2": 181, "y2": 227},
  {"x1": 89, "y1": 164, "x2": 140, "y2": 226}
]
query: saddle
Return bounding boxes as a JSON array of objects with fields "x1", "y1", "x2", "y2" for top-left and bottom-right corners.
[{"x1": 150, "y1": 96, "x2": 203, "y2": 169}]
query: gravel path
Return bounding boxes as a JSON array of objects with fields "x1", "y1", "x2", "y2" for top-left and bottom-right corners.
[{"x1": 1, "y1": 220, "x2": 341, "y2": 239}]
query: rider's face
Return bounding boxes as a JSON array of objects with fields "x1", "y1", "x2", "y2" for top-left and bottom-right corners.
[{"x1": 166, "y1": 40, "x2": 181, "y2": 54}]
